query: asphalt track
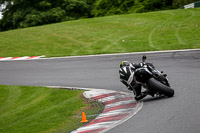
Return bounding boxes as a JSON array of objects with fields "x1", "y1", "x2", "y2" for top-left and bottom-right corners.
[{"x1": 0, "y1": 50, "x2": 200, "y2": 133}]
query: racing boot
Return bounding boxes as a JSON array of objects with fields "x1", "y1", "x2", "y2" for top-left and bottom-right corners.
[{"x1": 135, "y1": 91, "x2": 148, "y2": 101}]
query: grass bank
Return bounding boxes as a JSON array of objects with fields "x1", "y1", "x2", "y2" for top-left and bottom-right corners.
[
  {"x1": 0, "y1": 8, "x2": 199, "y2": 57},
  {"x1": 0, "y1": 85, "x2": 89, "y2": 133}
]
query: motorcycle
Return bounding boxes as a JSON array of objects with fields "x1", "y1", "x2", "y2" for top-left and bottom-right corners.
[{"x1": 134, "y1": 55, "x2": 174, "y2": 98}]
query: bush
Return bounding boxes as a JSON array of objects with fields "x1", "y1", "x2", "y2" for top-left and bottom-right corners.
[
  {"x1": 0, "y1": 0, "x2": 90, "y2": 31},
  {"x1": 65, "y1": 0, "x2": 90, "y2": 18},
  {"x1": 17, "y1": 8, "x2": 66, "y2": 28},
  {"x1": 92, "y1": 0, "x2": 135, "y2": 16}
]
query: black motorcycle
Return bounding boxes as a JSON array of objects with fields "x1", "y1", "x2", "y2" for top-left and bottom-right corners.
[{"x1": 134, "y1": 55, "x2": 174, "y2": 98}]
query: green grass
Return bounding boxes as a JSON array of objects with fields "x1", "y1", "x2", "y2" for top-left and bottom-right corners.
[
  {"x1": 0, "y1": 85, "x2": 90, "y2": 133},
  {"x1": 0, "y1": 8, "x2": 200, "y2": 57}
]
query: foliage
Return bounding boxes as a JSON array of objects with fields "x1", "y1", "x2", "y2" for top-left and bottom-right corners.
[
  {"x1": 172, "y1": 0, "x2": 200, "y2": 8},
  {"x1": 92, "y1": 0, "x2": 135, "y2": 16},
  {"x1": 92, "y1": 0, "x2": 174, "y2": 16},
  {"x1": 0, "y1": 0, "x2": 90, "y2": 31},
  {"x1": 0, "y1": 0, "x2": 199, "y2": 31},
  {"x1": 92, "y1": 0, "x2": 200, "y2": 16}
]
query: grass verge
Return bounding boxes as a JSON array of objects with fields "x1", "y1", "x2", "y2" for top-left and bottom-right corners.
[
  {"x1": 0, "y1": 85, "x2": 97, "y2": 133},
  {"x1": 0, "y1": 8, "x2": 199, "y2": 57}
]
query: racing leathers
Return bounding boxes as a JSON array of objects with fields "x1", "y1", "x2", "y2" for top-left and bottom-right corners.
[{"x1": 119, "y1": 63, "x2": 149, "y2": 101}]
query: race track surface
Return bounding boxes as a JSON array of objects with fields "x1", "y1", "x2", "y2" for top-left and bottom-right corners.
[{"x1": 0, "y1": 50, "x2": 200, "y2": 133}]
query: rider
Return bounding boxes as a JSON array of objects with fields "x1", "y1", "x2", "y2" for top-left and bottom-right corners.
[{"x1": 119, "y1": 61, "x2": 150, "y2": 101}]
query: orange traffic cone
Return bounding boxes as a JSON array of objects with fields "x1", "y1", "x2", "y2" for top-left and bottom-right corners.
[{"x1": 81, "y1": 112, "x2": 88, "y2": 123}]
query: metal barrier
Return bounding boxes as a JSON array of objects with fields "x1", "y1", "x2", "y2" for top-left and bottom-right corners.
[{"x1": 181, "y1": 1, "x2": 200, "y2": 9}]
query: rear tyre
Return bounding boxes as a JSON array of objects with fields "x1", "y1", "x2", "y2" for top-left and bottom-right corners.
[{"x1": 147, "y1": 78, "x2": 174, "y2": 97}]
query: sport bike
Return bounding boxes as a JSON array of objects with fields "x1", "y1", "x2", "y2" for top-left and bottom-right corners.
[{"x1": 134, "y1": 55, "x2": 174, "y2": 97}]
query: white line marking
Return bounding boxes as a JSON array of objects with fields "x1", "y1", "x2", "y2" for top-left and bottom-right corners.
[
  {"x1": 97, "y1": 108, "x2": 135, "y2": 119},
  {"x1": 105, "y1": 99, "x2": 136, "y2": 109},
  {"x1": 98, "y1": 93, "x2": 128, "y2": 103},
  {"x1": 39, "y1": 49, "x2": 200, "y2": 60},
  {"x1": 0, "y1": 55, "x2": 45, "y2": 61},
  {"x1": 84, "y1": 91, "x2": 117, "y2": 99},
  {"x1": 72, "y1": 121, "x2": 119, "y2": 133},
  {"x1": 15, "y1": 57, "x2": 29, "y2": 60},
  {"x1": 99, "y1": 96, "x2": 117, "y2": 103},
  {"x1": 101, "y1": 101, "x2": 143, "y2": 133},
  {"x1": 1, "y1": 49, "x2": 199, "y2": 62},
  {"x1": 0, "y1": 57, "x2": 12, "y2": 60}
]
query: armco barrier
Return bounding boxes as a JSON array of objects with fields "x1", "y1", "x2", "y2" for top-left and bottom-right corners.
[{"x1": 180, "y1": 1, "x2": 200, "y2": 9}]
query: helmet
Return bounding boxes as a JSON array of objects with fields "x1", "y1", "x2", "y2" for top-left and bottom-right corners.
[{"x1": 120, "y1": 61, "x2": 130, "y2": 68}]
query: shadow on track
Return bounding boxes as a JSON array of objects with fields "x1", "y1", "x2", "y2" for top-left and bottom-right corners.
[{"x1": 142, "y1": 96, "x2": 171, "y2": 103}]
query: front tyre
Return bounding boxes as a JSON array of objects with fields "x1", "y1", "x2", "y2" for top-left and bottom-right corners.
[{"x1": 147, "y1": 78, "x2": 174, "y2": 97}]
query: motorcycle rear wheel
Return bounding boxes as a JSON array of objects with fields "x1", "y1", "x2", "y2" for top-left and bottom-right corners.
[{"x1": 147, "y1": 78, "x2": 174, "y2": 97}]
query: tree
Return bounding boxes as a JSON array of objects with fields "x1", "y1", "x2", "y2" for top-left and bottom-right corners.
[
  {"x1": 1, "y1": 0, "x2": 199, "y2": 31},
  {"x1": 172, "y1": 0, "x2": 200, "y2": 8},
  {"x1": 92, "y1": 0, "x2": 135, "y2": 16},
  {"x1": 0, "y1": 0, "x2": 91, "y2": 31}
]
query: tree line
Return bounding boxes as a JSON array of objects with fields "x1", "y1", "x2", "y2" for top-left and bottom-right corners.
[{"x1": 0, "y1": 0, "x2": 199, "y2": 31}]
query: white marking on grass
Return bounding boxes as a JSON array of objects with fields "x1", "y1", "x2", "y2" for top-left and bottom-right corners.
[
  {"x1": 71, "y1": 31, "x2": 117, "y2": 56},
  {"x1": 102, "y1": 34, "x2": 133, "y2": 52},
  {"x1": 149, "y1": 11, "x2": 174, "y2": 49},
  {"x1": 175, "y1": 10, "x2": 195, "y2": 45}
]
